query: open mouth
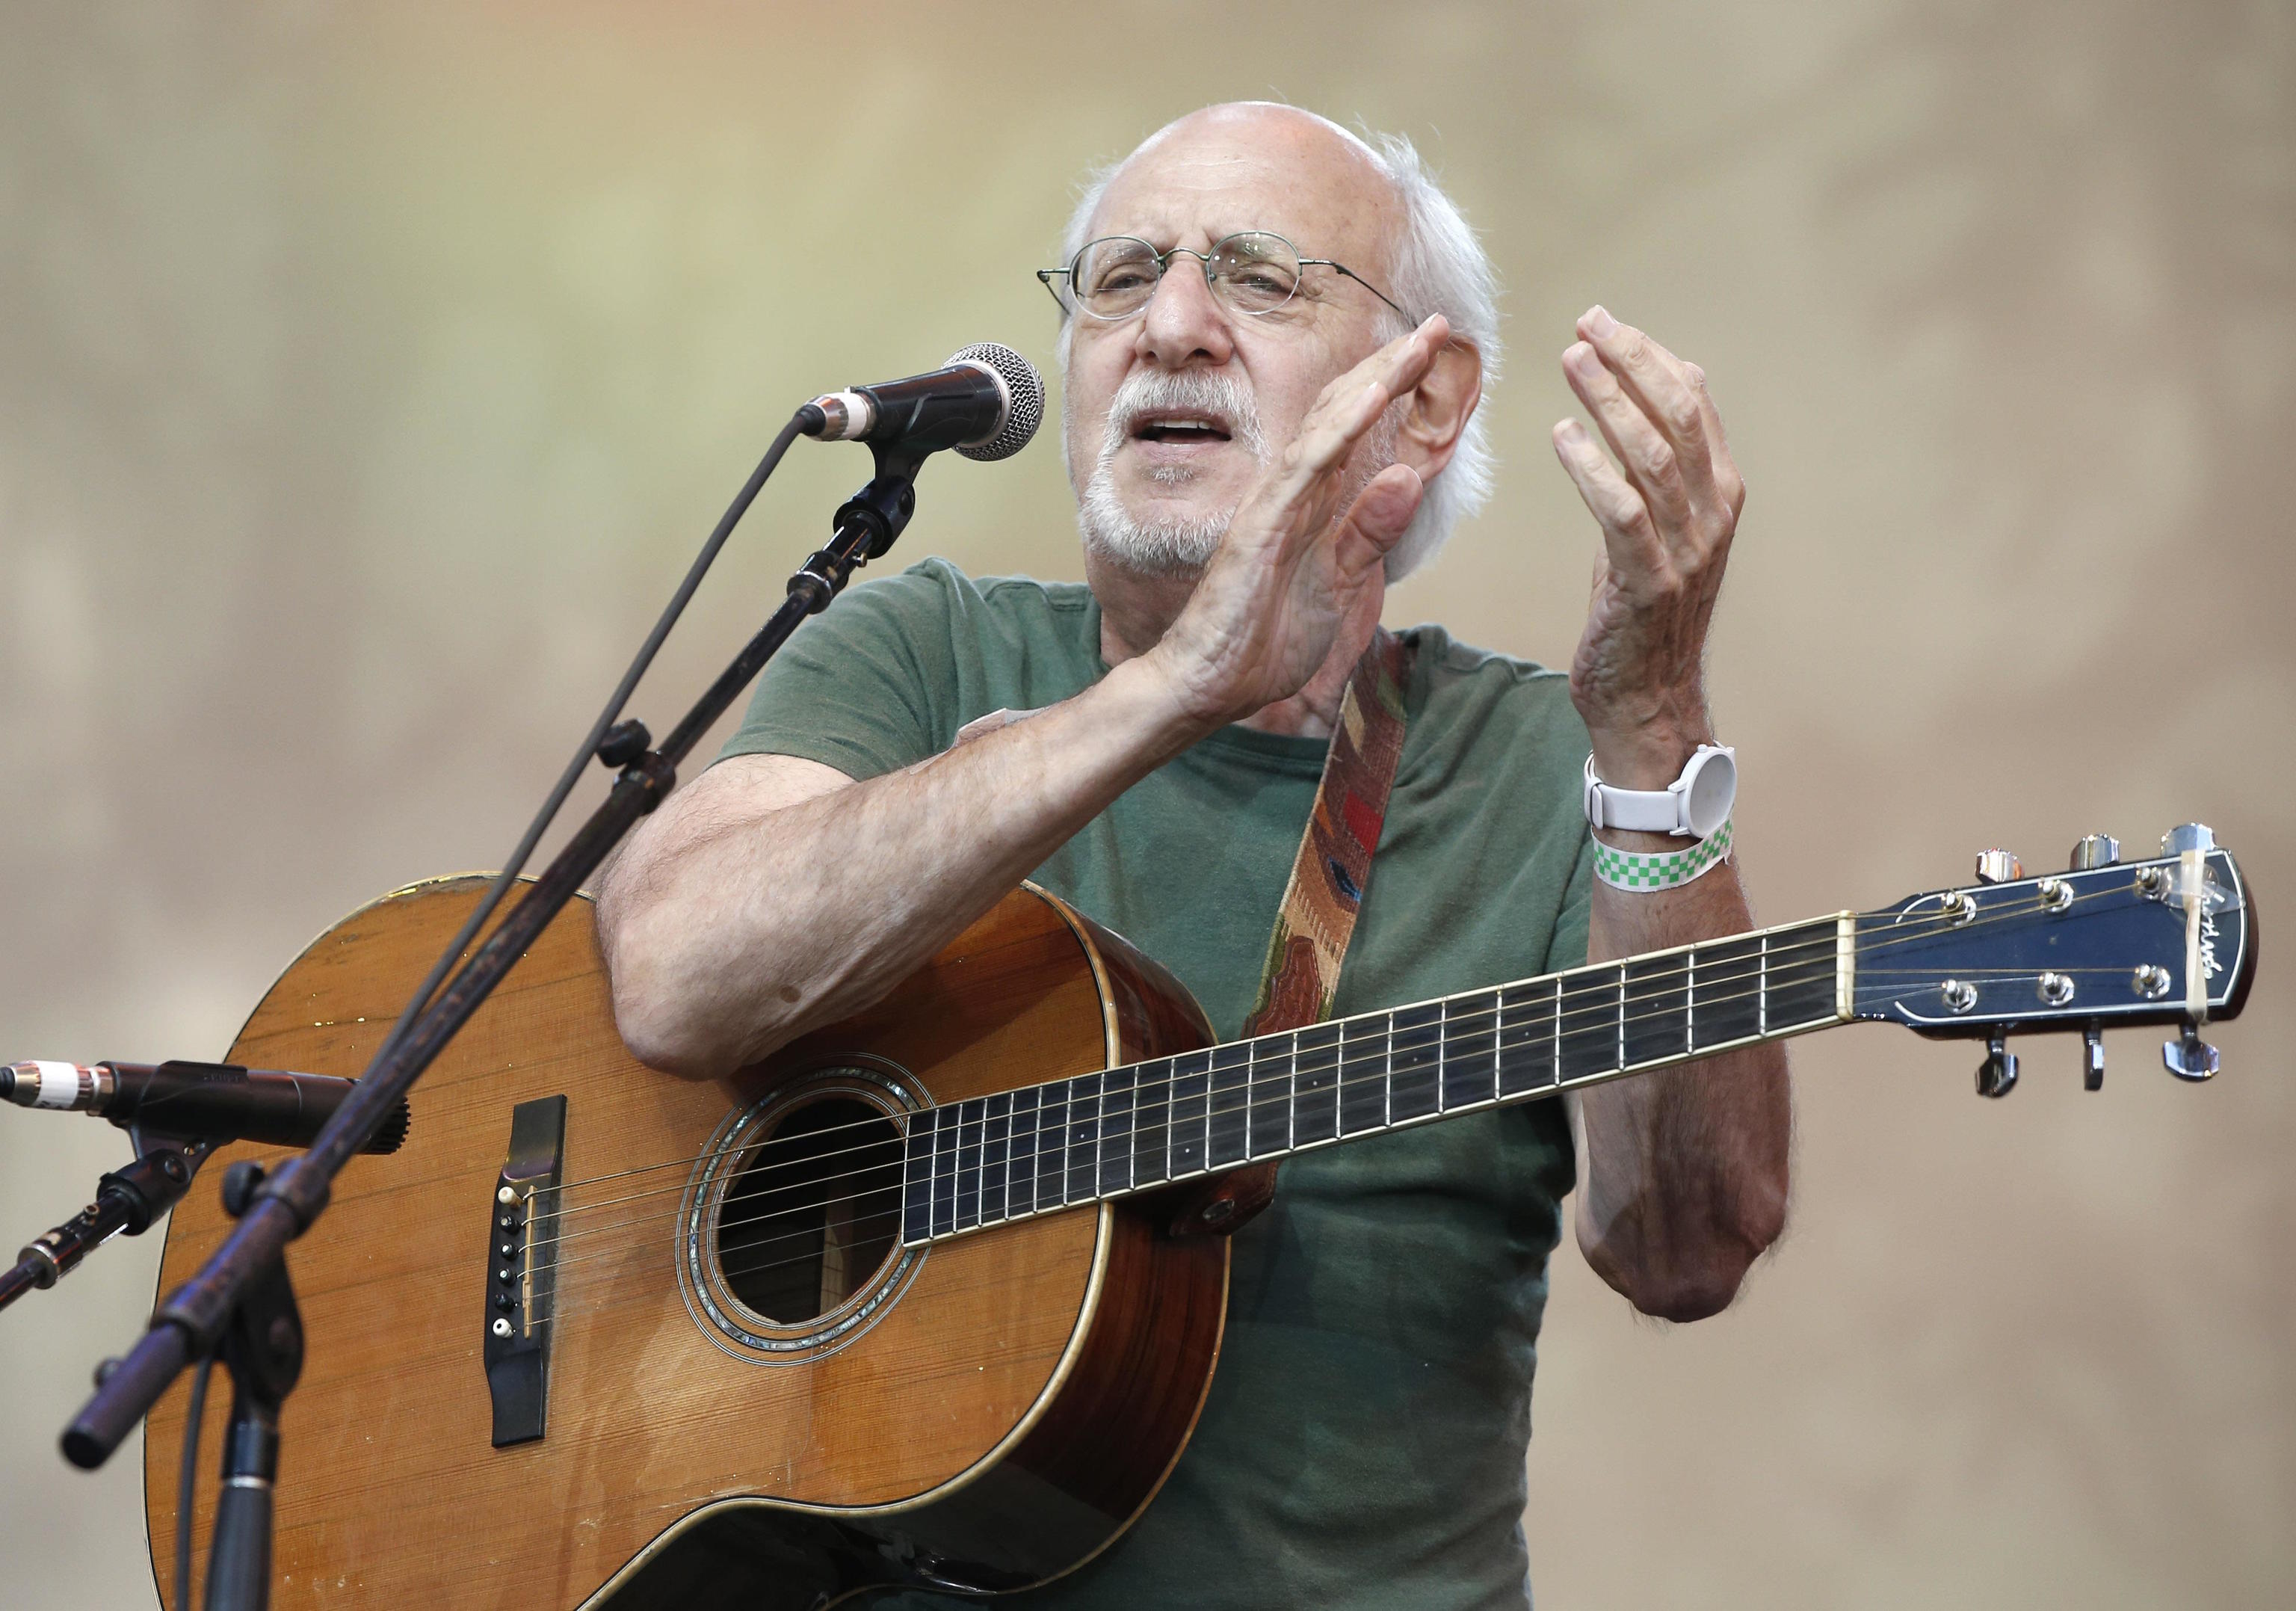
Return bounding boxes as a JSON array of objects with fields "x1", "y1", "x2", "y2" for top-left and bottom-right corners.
[{"x1": 1129, "y1": 412, "x2": 1233, "y2": 446}]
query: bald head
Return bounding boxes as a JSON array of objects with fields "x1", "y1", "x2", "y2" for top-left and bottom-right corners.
[{"x1": 1084, "y1": 104, "x2": 1407, "y2": 307}]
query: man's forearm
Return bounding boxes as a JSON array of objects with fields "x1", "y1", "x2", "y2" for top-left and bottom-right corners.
[
  {"x1": 1574, "y1": 845, "x2": 1792, "y2": 1321},
  {"x1": 597, "y1": 655, "x2": 1200, "y2": 1079}
]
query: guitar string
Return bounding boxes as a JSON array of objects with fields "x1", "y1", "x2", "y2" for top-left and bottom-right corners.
[
  {"x1": 519, "y1": 880, "x2": 2136, "y2": 1220},
  {"x1": 549, "y1": 936, "x2": 2153, "y2": 1306},
  {"x1": 516, "y1": 881, "x2": 2162, "y2": 1255},
  {"x1": 519, "y1": 949, "x2": 2164, "y2": 1277},
  {"x1": 525, "y1": 891, "x2": 2222, "y2": 1305},
  {"x1": 523, "y1": 951, "x2": 2177, "y2": 1281},
  {"x1": 515, "y1": 885, "x2": 2116, "y2": 1215},
  {"x1": 520, "y1": 929, "x2": 1855, "y2": 1254},
  {"x1": 520, "y1": 928, "x2": 1845, "y2": 1228},
  {"x1": 513, "y1": 914, "x2": 2151, "y2": 1266}
]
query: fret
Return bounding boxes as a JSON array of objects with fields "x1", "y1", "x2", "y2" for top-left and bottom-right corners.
[
  {"x1": 1169, "y1": 1050, "x2": 1212, "y2": 1177},
  {"x1": 1339, "y1": 1015, "x2": 1387, "y2": 1136},
  {"x1": 931, "y1": 1098, "x2": 959, "y2": 1237},
  {"x1": 1559, "y1": 964, "x2": 1625, "y2": 1083},
  {"x1": 1439, "y1": 989, "x2": 1499, "y2": 1111},
  {"x1": 901, "y1": 1106, "x2": 937, "y2": 1245},
  {"x1": 1130, "y1": 1058, "x2": 1173, "y2": 1188},
  {"x1": 1207, "y1": 1044, "x2": 1252, "y2": 1168},
  {"x1": 1623, "y1": 953, "x2": 1690, "y2": 1068},
  {"x1": 954, "y1": 1097, "x2": 984, "y2": 1233},
  {"x1": 1007, "y1": 1085, "x2": 1040, "y2": 1217},
  {"x1": 1389, "y1": 1002, "x2": 1442, "y2": 1123},
  {"x1": 1063, "y1": 1074, "x2": 1101, "y2": 1206},
  {"x1": 1292, "y1": 1023, "x2": 1341, "y2": 1146},
  {"x1": 1765, "y1": 920, "x2": 1842, "y2": 1029},
  {"x1": 1097, "y1": 1065, "x2": 1136, "y2": 1197},
  {"x1": 1496, "y1": 981, "x2": 1557, "y2": 1096},
  {"x1": 1691, "y1": 936, "x2": 1762, "y2": 1050},
  {"x1": 1034, "y1": 1079, "x2": 1069, "y2": 1210},
  {"x1": 981, "y1": 1092, "x2": 1011, "y2": 1226},
  {"x1": 1247, "y1": 1034, "x2": 1292, "y2": 1159}
]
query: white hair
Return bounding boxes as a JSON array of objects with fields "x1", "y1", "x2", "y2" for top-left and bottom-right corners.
[{"x1": 1053, "y1": 115, "x2": 1502, "y2": 582}]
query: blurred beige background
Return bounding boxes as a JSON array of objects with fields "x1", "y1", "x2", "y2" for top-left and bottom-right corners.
[{"x1": 4, "y1": 3, "x2": 2290, "y2": 1607}]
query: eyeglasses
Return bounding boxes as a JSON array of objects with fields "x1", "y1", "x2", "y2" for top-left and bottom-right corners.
[{"x1": 1037, "y1": 231, "x2": 1413, "y2": 325}]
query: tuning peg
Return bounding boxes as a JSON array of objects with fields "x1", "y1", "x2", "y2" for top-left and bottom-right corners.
[
  {"x1": 1976, "y1": 1032, "x2": 2019, "y2": 1097},
  {"x1": 2161, "y1": 824, "x2": 2215, "y2": 857},
  {"x1": 2069, "y1": 834, "x2": 2120, "y2": 871},
  {"x1": 2082, "y1": 1023, "x2": 2105, "y2": 1091},
  {"x1": 1973, "y1": 849, "x2": 2023, "y2": 884},
  {"x1": 2161, "y1": 1023, "x2": 2220, "y2": 1082}
]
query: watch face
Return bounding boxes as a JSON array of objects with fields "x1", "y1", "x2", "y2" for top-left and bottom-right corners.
[{"x1": 1684, "y1": 748, "x2": 1737, "y2": 838}]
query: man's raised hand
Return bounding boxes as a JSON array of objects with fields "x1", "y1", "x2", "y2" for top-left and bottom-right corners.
[
  {"x1": 1551, "y1": 307, "x2": 1745, "y2": 790},
  {"x1": 1146, "y1": 315, "x2": 1449, "y2": 733}
]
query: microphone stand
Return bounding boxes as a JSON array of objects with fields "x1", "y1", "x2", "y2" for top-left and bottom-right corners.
[{"x1": 63, "y1": 439, "x2": 927, "y2": 1610}]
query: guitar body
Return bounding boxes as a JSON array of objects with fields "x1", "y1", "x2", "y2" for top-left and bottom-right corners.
[{"x1": 142, "y1": 878, "x2": 1229, "y2": 1610}]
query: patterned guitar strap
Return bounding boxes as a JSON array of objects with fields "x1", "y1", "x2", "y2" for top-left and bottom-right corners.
[{"x1": 1168, "y1": 626, "x2": 1414, "y2": 1237}]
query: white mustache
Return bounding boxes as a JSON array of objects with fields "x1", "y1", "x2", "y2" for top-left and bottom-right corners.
[{"x1": 1098, "y1": 369, "x2": 1268, "y2": 466}]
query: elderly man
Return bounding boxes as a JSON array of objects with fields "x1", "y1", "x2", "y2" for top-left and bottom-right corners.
[{"x1": 599, "y1": 102, "x2": 1788, "y2": 1609}]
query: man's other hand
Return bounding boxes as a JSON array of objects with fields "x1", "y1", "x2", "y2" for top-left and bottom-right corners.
[{"x1": 1551, "y1": 307, "x2": 1746, "y2": 790}]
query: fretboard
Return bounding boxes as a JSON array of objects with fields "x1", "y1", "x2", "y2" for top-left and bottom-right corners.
[{"x1": 898, "y1": 914, "x2": 1850, "y2": 1247}]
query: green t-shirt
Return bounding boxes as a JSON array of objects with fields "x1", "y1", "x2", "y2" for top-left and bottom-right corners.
[{"x1": 720, "y1": 558, "x2": 1594, "y2": 1611}]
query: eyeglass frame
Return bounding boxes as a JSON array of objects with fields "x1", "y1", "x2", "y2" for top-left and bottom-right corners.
[{"x1": 1037, "y1": 231, "x2": 1416, "y2": 327}]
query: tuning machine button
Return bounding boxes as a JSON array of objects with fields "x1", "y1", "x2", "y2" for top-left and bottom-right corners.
[
  {"x1": 2162, "y1": 1023, "x2": 2220, "y2": 1082},
  {"x1": 1974, "y1": 849, "x2": 2023, "y2": 884},
  {"x1": 2082, "y1": 1023, "x2": 2105, "y2": 1091},
  {"x1": 2161, "y1": 824, "x2": 2216, "y2": 857},
  {"x1": 2070, "y1": 834, "x2": 2120, "y2": 871},
  {"x1": 1976, "y1": 1032, "x2": 2019, "y2": 1097}
]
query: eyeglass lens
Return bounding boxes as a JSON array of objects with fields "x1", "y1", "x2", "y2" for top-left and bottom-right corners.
[{"x1": 1071, "y1": 233, "x2": 1304, "y2": 318}]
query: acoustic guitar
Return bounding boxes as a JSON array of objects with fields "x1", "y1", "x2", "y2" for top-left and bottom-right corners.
[{"x1": 142, "y1": 829, "x2": 2256, "y2": 1609}]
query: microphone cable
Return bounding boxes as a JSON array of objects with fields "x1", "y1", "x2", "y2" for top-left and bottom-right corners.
[{"x1": 370, "y1": 403, "x2": 824, "y2": 1069}]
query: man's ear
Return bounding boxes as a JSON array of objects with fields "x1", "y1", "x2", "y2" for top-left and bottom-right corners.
[{"x1": 1394, "y1": 338, "x2": 1483, "y2": 482}]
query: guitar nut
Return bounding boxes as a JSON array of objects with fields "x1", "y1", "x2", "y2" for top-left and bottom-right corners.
[
  {"x1": 2037, "y1": 972, "x2": 2075, "y2": 1005},
  {"x1": 2037, "y1": 878, "x2": 2073, "y2": 911},
  {"x1": 2132, "y1": 964, "x2": 2172, "y2": 999},
  {"x1": 1941, "y1": 979, "x2": 1978, "y2": 1013}
]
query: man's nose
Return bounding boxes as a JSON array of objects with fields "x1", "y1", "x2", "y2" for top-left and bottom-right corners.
[{"x1": 1135, "y1": 254, "x2": 1235, "y2": 370}]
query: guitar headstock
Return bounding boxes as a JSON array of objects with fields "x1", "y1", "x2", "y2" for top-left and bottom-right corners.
[{"x1": 1853, "y1": 825, "x2": 2257, "y2": 1095}]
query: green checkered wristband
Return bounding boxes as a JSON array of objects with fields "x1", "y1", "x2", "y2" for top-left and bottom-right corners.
[{"x1": 1592, "y1": 818, "x2": 1733, "y2": 891}]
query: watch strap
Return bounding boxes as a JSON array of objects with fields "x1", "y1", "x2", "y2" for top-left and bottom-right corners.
[{"x1": 1583, "y1": 744, "x2": 1737, "y2": 839}]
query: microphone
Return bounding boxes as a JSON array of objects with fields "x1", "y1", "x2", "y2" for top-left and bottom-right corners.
[
  {"x1": 3, "y1": 1060, "x2": 411, "y2": 1153},
  {"x1": 806, "y1": 342, "x2": 1044, "y2": 462}
]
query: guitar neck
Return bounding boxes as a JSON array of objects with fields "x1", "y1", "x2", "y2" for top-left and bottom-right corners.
[{"x1": 899, "y1": 913, "x2": 1853, "y2": 1247}]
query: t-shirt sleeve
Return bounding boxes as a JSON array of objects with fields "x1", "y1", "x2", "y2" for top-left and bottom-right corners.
[
  {"x1": 714, "y1": 561, "x2": 963, "y2": 780},
  {"x1": 1542, "y1": 829, "x2": 1596, "y2": 973}
]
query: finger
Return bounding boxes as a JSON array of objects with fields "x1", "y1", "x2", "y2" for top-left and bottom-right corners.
[
  {"x1": 1683, "y1": 362, "x2": 1747, "y2": 519},
  {"x1": 1562, "y1": 340, "x2": 1690, "y2": 528},
  {"x1": 1330, "y1": 461, "x2": 1425, "y2": 579},
  {"x1": 1576, "y1": 307, "x2": 1717, "y2": 495},
  {"x1": 1278, "y1": 315, "x2": 1448, "y2": 495},
  {"x1": 1551, "y1": 419, "x2": 1666, "y2": 582}
]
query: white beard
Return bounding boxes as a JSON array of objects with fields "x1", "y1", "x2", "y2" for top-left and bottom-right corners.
[
  {"x1": 1075, "y1": 369, "x2": 1268, "y2": 578},
  {"x1": 1073, "y1": 367, "x2": 1401, "y2": 579}
]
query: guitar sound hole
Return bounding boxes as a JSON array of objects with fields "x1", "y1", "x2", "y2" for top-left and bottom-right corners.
[{"x1": 718, "y1": 1097, "x2": 904, "y2": 1325}]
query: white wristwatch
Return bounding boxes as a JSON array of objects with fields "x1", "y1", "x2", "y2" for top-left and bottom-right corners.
[{"x1": 1583, "y1": 744, "x2": 1737, "y2": 839}]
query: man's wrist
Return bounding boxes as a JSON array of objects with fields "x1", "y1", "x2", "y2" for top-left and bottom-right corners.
[
  {"x1": 1584, "y1": 718, "x2": 1713, "y2": 792},
  {"x1": 1099, "y1": 650, "x2": 1227, "y2": 758}
]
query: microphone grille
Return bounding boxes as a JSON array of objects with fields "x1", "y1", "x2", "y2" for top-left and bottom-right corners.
[{"x1": 948, "y1": 342, "x2": 1045, "y2": 463}]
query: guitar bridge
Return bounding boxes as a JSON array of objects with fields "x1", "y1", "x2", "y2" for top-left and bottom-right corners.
[{"x1": 483, "y1": 1094, "x2": 565, "y2": 1448}]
